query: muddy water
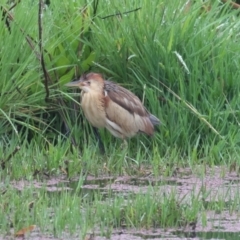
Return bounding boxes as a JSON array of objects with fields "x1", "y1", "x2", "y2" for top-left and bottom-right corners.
[{"x1": 4, "y1": 166, "x2": 240, "y2": 239}]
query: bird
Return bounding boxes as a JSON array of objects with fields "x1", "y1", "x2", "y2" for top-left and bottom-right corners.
[{"x1": 65, "y1": 72, "x2": 160, "y2": 150}]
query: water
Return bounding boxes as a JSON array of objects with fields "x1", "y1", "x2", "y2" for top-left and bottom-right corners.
[{"x1": 5, "y1": 166, "x2": 240, "y2": 240}]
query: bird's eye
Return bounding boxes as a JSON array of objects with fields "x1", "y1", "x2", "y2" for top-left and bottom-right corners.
[{"x1": 87, "y1": 81, "x2": 91, "y2": 85}]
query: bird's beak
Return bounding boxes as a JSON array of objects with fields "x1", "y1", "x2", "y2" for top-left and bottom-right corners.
[{"x1": 65, "y1": 79, "x2": 81, "y2": 88}]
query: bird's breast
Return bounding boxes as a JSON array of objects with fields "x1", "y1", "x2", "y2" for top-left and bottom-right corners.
[{"x1": 81, "y1": 91, "x2": 106, "y2": 128}]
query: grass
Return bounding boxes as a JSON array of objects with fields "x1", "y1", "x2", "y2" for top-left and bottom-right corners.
[
  {"x1": 1, "y1": 0, "x2": 240, "y2": 239},
  {"x1": 0, "y1": 175, "x2": 227, "y2": 238}
]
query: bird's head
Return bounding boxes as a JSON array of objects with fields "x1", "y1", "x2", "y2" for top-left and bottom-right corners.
[{"x1": 65, "y1": 73, "x2": 104, "y2": 93}]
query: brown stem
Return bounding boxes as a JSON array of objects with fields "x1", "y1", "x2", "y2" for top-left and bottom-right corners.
[
  {"x1": 1, "y1": 146, "x2": 20, "y2": 169},
  {"x1": 38, "y1": 0, "x2": 50, "y2": 102},
  {"x1": 1, "y1": 0, "x2": 21, "y2": 32},
  {"x1": 2, "y1": 7, "x2": 41, "y2": 60},
  {"x1": 100, "y1": 7, "x2": 141, "y2": 19},
  {"x1": 221, "y1": 0, "x2": 240, "y2": 9}
]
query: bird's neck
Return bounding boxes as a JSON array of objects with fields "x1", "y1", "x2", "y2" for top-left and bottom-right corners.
[{"x1": 81, "y1": 89, "x2": 106, "y2": 128}]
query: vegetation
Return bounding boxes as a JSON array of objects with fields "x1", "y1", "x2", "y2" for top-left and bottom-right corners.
[{"x1": 0, "y1": 0, "x2": 240, "y2": 239}]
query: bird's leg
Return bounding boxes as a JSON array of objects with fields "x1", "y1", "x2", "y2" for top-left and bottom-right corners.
[
  {"x1": 93, "y1": 127, "x2": 105, "y2": 154},
  {"x1": 120, "y1": 138, "x2": 128, "y2": 150}
]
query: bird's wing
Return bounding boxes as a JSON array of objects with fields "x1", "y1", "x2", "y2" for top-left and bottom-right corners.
[
  {"x1": 104, "y1": 80, "x2": 148, "y2": 117},
  {"x1": 103, "y1": 80, "x2": 159, "y2": 137}
]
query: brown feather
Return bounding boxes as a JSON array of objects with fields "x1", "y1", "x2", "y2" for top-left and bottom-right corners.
[
  {"x1": 65, "y1": 72, "x2": 160, "y2": 140},
  {"x1": 81, "y1": 91, "x2": 106, "y2": 128},
  {"x1": 104, "y1": 80, "x2": 147, "y2": 116},
  {"x1": 84, "y1": 73, "x2": 104, "y2": 83},
  {"x1": 79, "y1": 73, "x2": 106, "y2": 128},
  {"x1": 103, "y1": 80, "x2": 159, "y2": 138}
]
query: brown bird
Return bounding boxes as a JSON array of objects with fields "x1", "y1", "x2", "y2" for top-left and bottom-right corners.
[{"x1": 65, "y1": 72, "x2": 160, "y2": 148}]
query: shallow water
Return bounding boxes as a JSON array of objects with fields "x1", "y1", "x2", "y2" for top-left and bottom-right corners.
[{"x1": 4, "y1": 166, "x2": 240, "y2": 239}]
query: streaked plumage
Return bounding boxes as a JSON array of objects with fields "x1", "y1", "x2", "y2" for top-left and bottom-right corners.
[{"x1": 65, "y1": 72, "x2": 160, "y2": 140}]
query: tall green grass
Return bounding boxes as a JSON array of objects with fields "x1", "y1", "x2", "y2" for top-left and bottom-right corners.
[
  {"x1": 0, "y1": 0, "x2": 239, "y2": 167},
  {"x1": 90, "y1": 0, "x2": 240, "y2": 162},
  {"x1": 1, "y1": 0, "x2": 240, "y2": 166},
  {"x1": 2, "y1": 1, "x2": 240, "y2": 239}
]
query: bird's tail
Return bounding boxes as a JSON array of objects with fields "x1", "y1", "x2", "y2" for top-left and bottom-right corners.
[{"x1": 149, "y1": 114, "x2": 160, "y2": 126}]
